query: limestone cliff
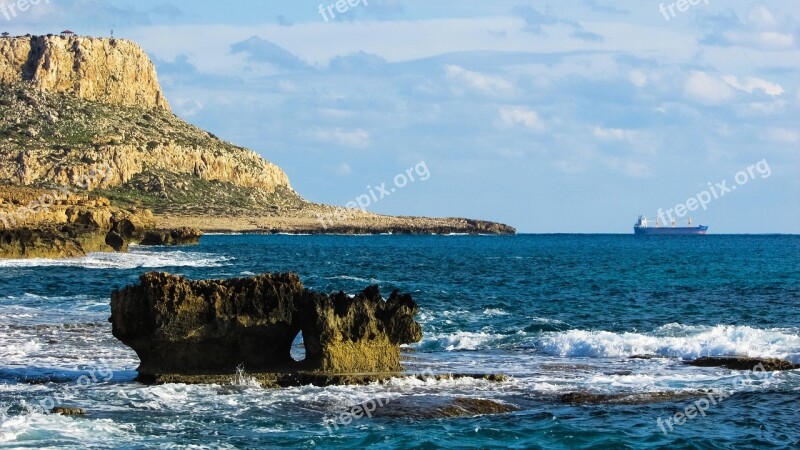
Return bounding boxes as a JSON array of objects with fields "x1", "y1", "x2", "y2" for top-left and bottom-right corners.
[
  {"x1": 0, "y1": 35, "x2": 168, "y2": 109},
  {"x1": 0, "y1": 73, "x2": 297, "y2": 211},
  {"x1": 0, "y1": 35, "x2": 296, "y2": 211},
  {"x1": 0, "y1": 34, "x2": 515, "y2": 235}
]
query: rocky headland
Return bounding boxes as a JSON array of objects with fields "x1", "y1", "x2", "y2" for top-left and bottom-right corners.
[{"x1": 0, "y1": 34, "x2": 514, "y2": 259}]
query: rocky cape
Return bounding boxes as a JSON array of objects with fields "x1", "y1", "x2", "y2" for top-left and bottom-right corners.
[
  {"x1": 0, "y1": 34, "x2": 515, "y2": 245},
  {"x1": 110, "y1": 272, "x2": 426, "y2": 386}
]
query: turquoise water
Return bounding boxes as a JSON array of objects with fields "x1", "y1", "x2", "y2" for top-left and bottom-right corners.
[{"x1": 0, "y1": 234, "x2": 798, "y2": 449}]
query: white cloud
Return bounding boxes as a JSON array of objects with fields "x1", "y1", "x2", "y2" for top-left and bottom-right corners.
[
  {"x1": 684, "y1": 71, "x2": 734, "y2": 104},
  {"x1": 628, "y1": 70, "x2": 647, "y2": 88},
  {"x1": 445, "y1": 65, "x2": 515, "y2": 97},
  {"x1": 747, "y1": 6, "x2": 779, "y2": 31},
  {"x1": 764, "y1": 128, "x2": 800, "y2": 145},
  {"x1": 709, "y1": 5, "x2": 797, "y2": 50},
  {"x1": 311, "y1": 128, "x2": 371, "y2": 149},
  {"x1": 605, "y1": 158, "x2": 651, "y2": 178},
  {"x1": 552, "y1": 159, "x2": 586, "y2": 175},
  {"x1": 318, "y1": 108, "x2": 355, "y2": 119},
  {"x1": 172, "y1": 98, "x2": 204, "y2": 117},
  {"x1": 593, "y1": 126, "x2": 635, "y2": 141},
  {"x1": 747, "y1": 100, "x2": 786, "y2": 115},
  {"x1": 723, "y1": 75, "x2": 784, "y2": 97},
  {"x1": 497, "y1": 106, "x2": 545, "y2": 131},
  {"x1": 332, "y1": 163, "x2": 353, "y2": 176}
]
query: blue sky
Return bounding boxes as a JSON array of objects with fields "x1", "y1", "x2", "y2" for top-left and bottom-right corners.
[{"x1": 5, "y1": 0, "x2": 799, "y2": 233}]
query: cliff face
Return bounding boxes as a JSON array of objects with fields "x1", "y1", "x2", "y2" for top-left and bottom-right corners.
[
  {"x1": 0, "y1": 35, "x2": 168, "y2": 110},
  {"x1": 0, "y1": 64, "x2": 298, "y2": 212}
]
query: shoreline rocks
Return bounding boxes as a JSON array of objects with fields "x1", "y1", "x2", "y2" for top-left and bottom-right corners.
[
  {"x1": 147, "y1": 372, "x2": 508, "y2": 388},
  {"x1": 0, "y1": 186, "x2": 208, "y2": 258},
  {"x1": 685, "y1": 357, "x2": 799, "y2": 371},
  {"x1": 139, "y1": 227, "x2": 203, "y2": 246},
  {"x1": 110, "y1": 272, "x2": 423, "y2": 380}
]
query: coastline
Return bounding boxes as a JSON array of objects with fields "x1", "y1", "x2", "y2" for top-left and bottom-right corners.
[{"x1": 152, "y1": 212, "x2": 516, "y2": 236}]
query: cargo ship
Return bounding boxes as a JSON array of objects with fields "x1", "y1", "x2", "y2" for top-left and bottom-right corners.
[{"x1": 634, "y1": 215, "x2": 708, "y2": 235}]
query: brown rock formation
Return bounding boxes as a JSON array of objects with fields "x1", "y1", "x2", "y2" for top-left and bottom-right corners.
[
  {"x1": 51, "y1": 407, "x2": 87, "y2": 416},
  {"x1": 0, "y1": 186, "x2": 154, "y2": 258},
  {"x1": 110, "y1": 272, "x2": 423, "y2": 380},
  {"x1": 140, "y1": 227, "x2": 203, "y2": 246},
  {"x1": 0, "y1": 35, "x2": 168, "y2": 109}
]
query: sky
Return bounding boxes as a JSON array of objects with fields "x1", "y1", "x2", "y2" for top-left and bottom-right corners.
[{"x1": 3, "y1": 0, "x2": 799, "y2": 233}]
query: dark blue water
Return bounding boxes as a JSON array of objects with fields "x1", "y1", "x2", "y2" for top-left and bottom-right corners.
[{"x1": 1, "y1": 235, "x2": 798, "y2": 449}]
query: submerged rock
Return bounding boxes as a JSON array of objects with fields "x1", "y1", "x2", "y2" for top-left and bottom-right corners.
[
  {"x1": 359, "y1": 396, "x2": 519, "y2": 419},
  {"x1": 110, "y1": 272, "x2": 423, "y2": 379},
  {"x1": 560, "y1": 391, "x2": 710, "y2": 405},
  {"x1": 139, "y1": 227, "x2": 202, "y2": 246},
  {"x1": 686, "y1": 357, "x2": 798, "y2": 371},
  {"x1": 51, "y1": 406, "x2": 86, "y2": 416}
]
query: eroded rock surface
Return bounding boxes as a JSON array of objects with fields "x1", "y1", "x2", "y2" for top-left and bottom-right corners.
[
  {"x1": 139, "y1": 228, "x2": 203, "y2": 246},
  {"x1": 0, "y1": 186, "x2": 153, "y2": 258},
  {"x1": 110, "y1": 272, "x2": 423, "y2": 379},
  {"x1": 0, "y1": 35, "x2": 168, "y2": 109},
  {"x1": 686, "y1": 357, "x2": 798, "y2": 371},
  {"x1": 360, "y1": 396, "x2": 519, "y2": 419}
]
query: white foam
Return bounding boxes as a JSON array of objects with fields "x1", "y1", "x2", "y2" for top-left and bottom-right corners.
[
  {"x1": 0, "y1": 410, "x2": 136, "y2": 446},
  {"x1": 0, "y1": 249, "x2": 233, "y2": 270},
  {"x1": 483, "y1": 308, "x2": 509, "y2": 316},
  {"x1": 326, "y1": 275, "x2": 382, "y2": 284},
  {"x1": 535, "y1": 324, "x2": 800, "y2": 363},
  {"x1": 418, "y1": 331, "x2": 505, "y2": 351}
]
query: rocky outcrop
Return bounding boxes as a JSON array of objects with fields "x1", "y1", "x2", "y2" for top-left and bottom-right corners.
[
  {"x1": 0, "y1": 224, "x2": 94, "y2": 258},
  {"x1": 686, "y1": 357, "x2": 799, "y2": 371},
  {"x1": 140, "y1": 228, "x2": 203, "y2": 246},
  {"x1": 110, "y1": 272, "x2": 423, "y2": 380},
  {"x1": 0, "y1": 35, "x2": 168, "y2": 110},
  {"x1": 51, "y1": 407, "x2": 86, "y2": 416},
  {"x1": 0, "y1": 186, "x2": 154, "y2": 258}
]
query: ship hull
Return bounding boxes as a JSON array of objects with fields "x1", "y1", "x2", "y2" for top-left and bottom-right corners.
[{"x1": 634, "y1": 226, "x2": 708, "y2": 235}]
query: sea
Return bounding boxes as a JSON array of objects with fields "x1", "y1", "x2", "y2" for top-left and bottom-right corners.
[{"x1": 0, "y1": 234, "x2": 798, "y2": 449}]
